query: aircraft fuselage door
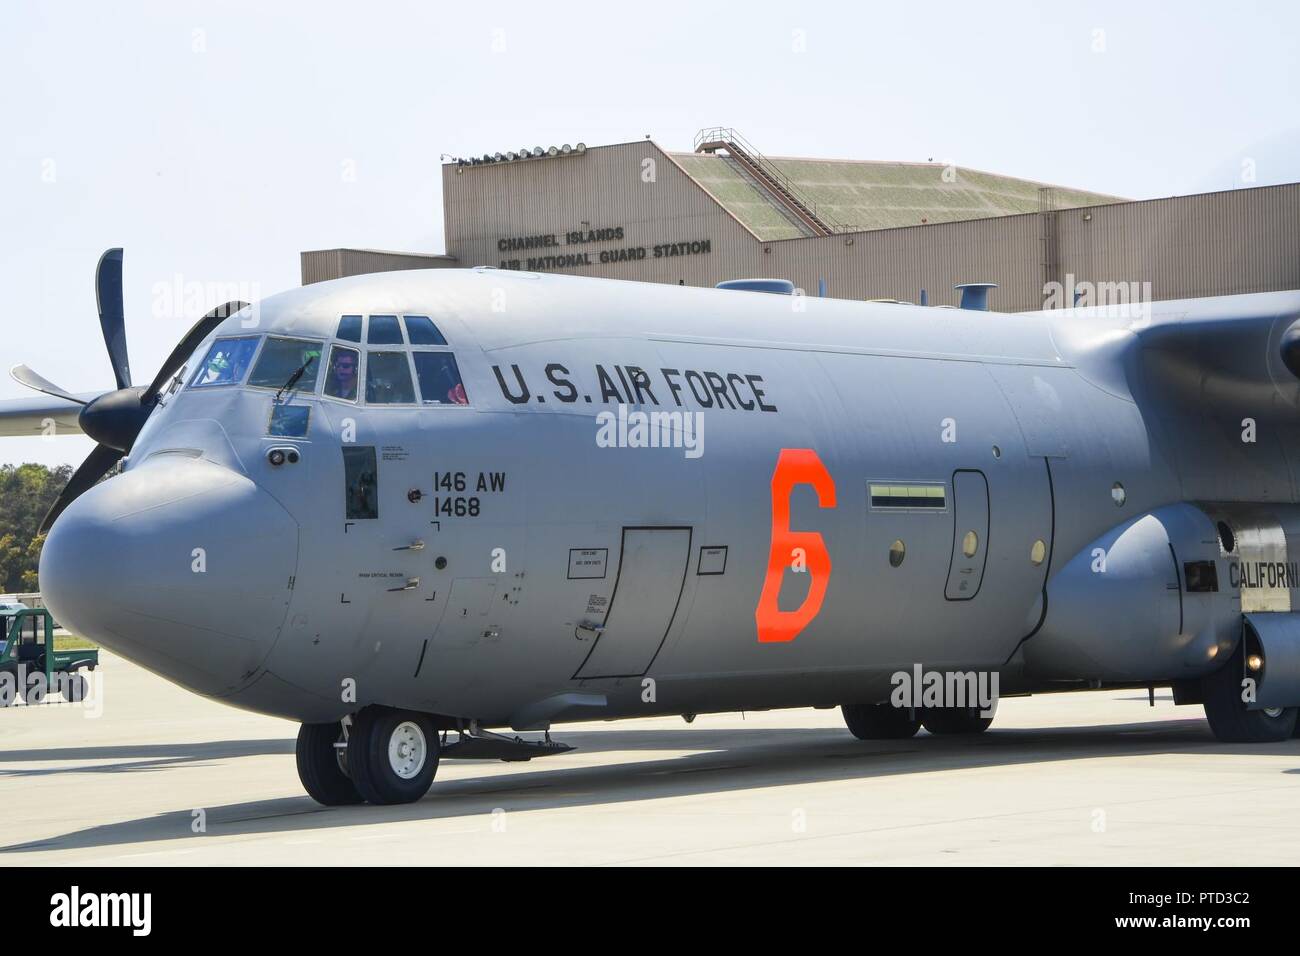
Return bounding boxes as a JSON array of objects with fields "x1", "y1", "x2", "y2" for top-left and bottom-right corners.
[
  {"x1": 945, "y1": 470, "x2": 990, "y2": 600},
  {"x1": 574, "y1": 527, "x2": 691, "y2": 679}
]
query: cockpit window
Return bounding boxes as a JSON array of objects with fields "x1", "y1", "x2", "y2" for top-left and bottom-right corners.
[
  {"x1": 337, "y1": 315, "x2": 362, "y2": 343},
  {"x1": 323, "y1": 345, "x2": 360, "y2": 401},
  {"x1": 404, "y1": 316, "x2": 447, "y2": 345},
  {"x1": 268, "y1": 404, "x2": 311, "y2": 437},
  {"x1": 413, "y1": 352, "x2": 469, "y2": 405},
  {"x1": 365, "y1": 352, "x2": 416, "y2": 404},
  {"x1": 367, "y1": 315, "x2": 403, "y2": 345},
  {"x1": 189, "y1": 336, "x2": 260, "y2": 388},
  {"x1": 248, "y1": 337, "x2": 323, "y2": 392}
]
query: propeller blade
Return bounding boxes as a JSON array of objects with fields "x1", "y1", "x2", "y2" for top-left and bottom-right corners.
[
  {"x1": 141, "y1": 300, "x2": 248, "y2": 405},
  {"x1": 96, "y1": 248, "x2": 131, "y2": 390},
  {"x1": 9, "y1": 364, "x2": 88, "y2": 405},
  {"x1": 39, "y1": 443, "x2": 124, "y2": 534}
]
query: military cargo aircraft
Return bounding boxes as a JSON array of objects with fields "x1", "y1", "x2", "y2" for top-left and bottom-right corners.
[{"x1": 5, "y1": 249, "x2": 1300, "y2": 805}]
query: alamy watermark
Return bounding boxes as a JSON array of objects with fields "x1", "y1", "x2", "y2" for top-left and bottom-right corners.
[
  {"x1": 151, "y1": 273, "x2": 261, "y2": 327},
  {"x1": 595, "y1": 403, "x2": 704, "y2": 459},
  {"x1": 890, "y1": 664, "x2": 999, "y2": 716},
  {"x1": 1043, "y1": 272, "x2": 1152, "y2": 322},
  {"x1": 0, "y1": 665, "x2": 104, "y2": 718}
]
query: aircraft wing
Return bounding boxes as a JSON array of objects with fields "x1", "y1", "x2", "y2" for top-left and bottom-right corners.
[
  {"x1": 1045, "y1": 290, "x2": 1300, "y2": 413},
  {"x1": 1133, "y1": 291, "x2": 1300, "y2": 413},
  {"x1": 0, "y1": 392, "x2": 102, "y2": 438}
]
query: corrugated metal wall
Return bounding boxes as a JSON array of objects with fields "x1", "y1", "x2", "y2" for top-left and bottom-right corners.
[
  {"x1": 443, "y1": 141, "x2": 758, "y2": 288},
  {"x1": 1055, "y1": 185, "x2": 1300, "y2": 303},
  {"x1": 309, "y1": 142, "x2": 1300, "y2": 312}
]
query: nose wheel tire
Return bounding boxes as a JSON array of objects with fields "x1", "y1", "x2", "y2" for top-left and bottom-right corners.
[
  {"x1": 346, "y1": 707, "x2": 439, "y2": 805},
  {"x1": 922, "y1": 704, "x2": 995, "y2": 735},
  {"x1": 842, "y1": 703, "x2": 921, "y2": 740},
  {"x1": 296, "y1": 721, "x2": 364, "y2": 806},
  {"x1": 1202, "y1": 643, "x2": 1297, "y2": 743}
]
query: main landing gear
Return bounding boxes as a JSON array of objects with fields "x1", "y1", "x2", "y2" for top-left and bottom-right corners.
[
  {"x1": 841, "y1": 702, "x2": 996, "y2": 739},
  {"x1": 297, "y1": 707, "x2": 440, "y2": 806},
  {"x1": 1201, "y1": 643, "x2": 1297, "y2": 743}
]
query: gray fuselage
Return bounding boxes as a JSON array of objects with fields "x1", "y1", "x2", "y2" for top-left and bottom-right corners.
[{"x1": 38, "y1": 269, "x2": 1300, "y2": 728}]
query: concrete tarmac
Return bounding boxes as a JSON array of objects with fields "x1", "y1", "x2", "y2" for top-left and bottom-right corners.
[{"x1": 2, "y1": 652, "x2": 1299, "y2": 865}]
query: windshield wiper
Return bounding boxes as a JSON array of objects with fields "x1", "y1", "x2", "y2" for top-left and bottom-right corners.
[{"x1": 275, "y1": 356, "x2": 314, "y2": 403}]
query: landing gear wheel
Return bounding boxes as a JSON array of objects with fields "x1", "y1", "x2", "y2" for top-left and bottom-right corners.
[
  {"x1": 1202, "y1": 644, "x2": 1297, "y2": 743},
  {"x1": 346, "y1": 707, "x2": 439, "y2": 805},
  {"x1": 922, "y1": 704, "x2": 995, "y2": 735},
  {"x1": 296, "y1": 721, "x2": 364, "y2": 806},
  {"x1": 842, "y1": 703, "x2": 921, "y2": 740}
]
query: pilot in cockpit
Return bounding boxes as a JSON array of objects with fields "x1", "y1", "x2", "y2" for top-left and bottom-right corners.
[{"x1": 325, "y1": 347, "x2": 359, "y2": 402}]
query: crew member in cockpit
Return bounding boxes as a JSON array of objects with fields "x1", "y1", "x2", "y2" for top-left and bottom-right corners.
[{"x1": 325, "y1": 347, "x2": 359, "y2": 401}]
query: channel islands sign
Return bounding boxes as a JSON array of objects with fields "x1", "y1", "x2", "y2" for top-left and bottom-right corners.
[{"x1": 496, "y1": 225, "x2": 711, "y2": 271}]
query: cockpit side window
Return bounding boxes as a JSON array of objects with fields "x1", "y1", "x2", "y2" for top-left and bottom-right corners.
[
  {"x1": 412, "y1": 352, "x2": 469, "y2": 405},
  {"x1": 403, "y1": 315, "x2": 447, "y2": 345},
  {"x1": 337, "y1": 315, "x2": 363, "y2": 342},
  {"x1": 323, "y1": 345, "x2": 360, "y2": 402},
  {"x1": 367, "y1": 315, "x2": 403, "y2": 345},
  {"x1": 248, "y1": 337, "x2": 323, "y2": 392},
  {"x1": 342, "y1": 446, "x2": 379, "y2": 519},
  {"x1": 189, "y1": 336, "x2": 260, "y2": 388},
  {"x1": 364, "y1": 352, "x2": 416, "y2": 404}
]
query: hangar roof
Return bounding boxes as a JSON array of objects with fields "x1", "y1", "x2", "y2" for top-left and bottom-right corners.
[{"x1": 670, "y1": 151, "x2": 1126, "y2": 240}]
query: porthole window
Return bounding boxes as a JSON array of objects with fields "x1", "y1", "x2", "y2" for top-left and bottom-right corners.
[
  {"x1": 962, "y1": 530, "x2": 979, "y2": 558},
  {"x1": 1111, "y1": 482, "x2": 1127, "y2": 507},
  {"x1": 889, "y1": 539, "x2": 906, "y2": 567},
  {"x1": 1030, "y1": 539, "x2": 1047, "y2": 565}
]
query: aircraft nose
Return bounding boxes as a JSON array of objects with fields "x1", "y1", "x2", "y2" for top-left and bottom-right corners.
[{"x1": 40, "y1": 456, "x2": 299, "y2": 698}]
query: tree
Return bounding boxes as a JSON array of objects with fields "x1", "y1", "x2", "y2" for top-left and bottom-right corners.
[{"x1": 0, "y1": 463, "x2": 72, "y2": 594}]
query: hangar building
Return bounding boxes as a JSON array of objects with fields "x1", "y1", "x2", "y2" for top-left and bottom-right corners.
[{"x1": 302, "y1": 127, "x2": 1300, "y2": 312}]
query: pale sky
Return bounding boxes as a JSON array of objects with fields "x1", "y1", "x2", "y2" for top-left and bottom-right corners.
[{"x1": 3, "y1": 0, "x2": 1298, "y2": 468}]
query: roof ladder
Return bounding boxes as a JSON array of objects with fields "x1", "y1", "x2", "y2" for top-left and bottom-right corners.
[{"x1": 694, "y1": 127, "x2": 842, "y2": 237}]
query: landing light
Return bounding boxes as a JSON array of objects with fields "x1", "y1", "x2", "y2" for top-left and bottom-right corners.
[{"x1": 1247, "y1": 654, "x2": 1264, "y2": 672}]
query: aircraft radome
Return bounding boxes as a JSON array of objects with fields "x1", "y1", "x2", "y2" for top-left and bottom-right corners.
[{"x1": 7, "y1": 248, "x2": 1300, "y2": 805}]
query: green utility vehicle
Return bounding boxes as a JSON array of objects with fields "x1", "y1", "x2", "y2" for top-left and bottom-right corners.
[{"x1": 0, "y1": 607, "x2": 98, "y2": 705}]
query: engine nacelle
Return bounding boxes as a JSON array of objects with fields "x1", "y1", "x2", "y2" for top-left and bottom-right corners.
[{"x1": 1024, "y1": 503, "x2": 1239, "y2": 682}]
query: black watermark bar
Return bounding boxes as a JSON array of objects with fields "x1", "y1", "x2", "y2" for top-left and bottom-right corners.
[{"x1": 6, "y1": 867, "x2": 1276, "y2": 941}]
